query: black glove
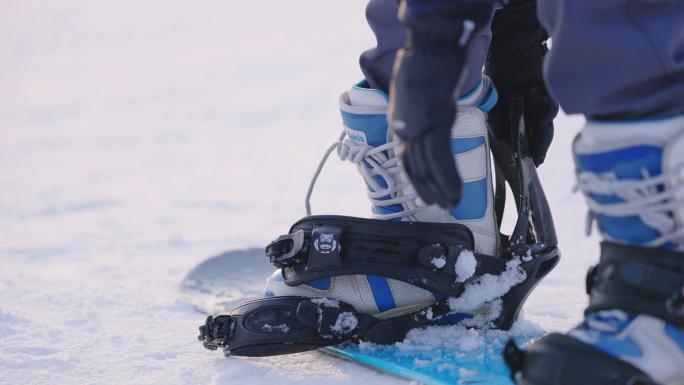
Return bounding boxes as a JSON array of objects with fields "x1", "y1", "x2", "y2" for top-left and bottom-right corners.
[
  {"x1": 389, "y1": 0, "x2": 497, "y2": 208},
  {"x1": 485, "y1": 0, "x2": 558, "y2": 166}
]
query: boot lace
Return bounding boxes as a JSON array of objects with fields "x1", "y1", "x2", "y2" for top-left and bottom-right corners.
[
  {"x1": 575, "y1": 164, "x2": 684, "y2": 247},
  {"x1": 305, "y1": 131, "x2": 426, "y2": 220}
]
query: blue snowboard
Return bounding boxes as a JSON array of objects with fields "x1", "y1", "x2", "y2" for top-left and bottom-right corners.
[
  {"x1": 181, "y1": 248, "x2": 540, "y2": 384},
  {"x1": 323, "y1": 333, "x2": 536, "y2": 385}
]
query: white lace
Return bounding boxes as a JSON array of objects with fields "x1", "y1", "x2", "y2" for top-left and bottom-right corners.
[
  {"x1": 575, "y1": 164, "x2": 684, "y2": 247},
  {"x1": 305, "y1": 131, "x2": 426, "y2": 220}
]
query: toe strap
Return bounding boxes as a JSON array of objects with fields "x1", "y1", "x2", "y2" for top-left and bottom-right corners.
[
  {"x1": 197, "y1": 296, "x2": 454, "y2": 357},
  {"x1": 504, "y1": 334, "x2": 657, "y2": 385}
]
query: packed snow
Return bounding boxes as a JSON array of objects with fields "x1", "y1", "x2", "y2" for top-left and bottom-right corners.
[
  {"x1": 430, "y1": 256, "x2": 447, "y2": 269},
  {"x1": 1, "y1": 0, "x2": 597, "y2": 384},
  {"x1": 262, "y1": 324, "x2": 291, "y2": 333},
  {"x1": 331, "y1": 313, "x2": 359, "y2": 334},
  {"x1": 449, "y1": 258, "x2": 527, "y2": 314},
  {"x1": 424, "y1": 307, "x2": 435, "y2": 320},
  {"x1": 311, "y1": 298, "x2": 341, "y2": 309},
  {"x1": 454, "y1": 249, "x2": 477, "y2": 283}
]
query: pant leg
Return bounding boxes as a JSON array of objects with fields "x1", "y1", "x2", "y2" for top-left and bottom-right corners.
[
  {"x1": 360, "y1": 0, "x2": 493, "y2": 96},
  {"x1": 537, "y1": 0, "x2": 684, "y2": 119},
  {"x1": 359, "y1": 0, "x2": 405, "y2": 93}
]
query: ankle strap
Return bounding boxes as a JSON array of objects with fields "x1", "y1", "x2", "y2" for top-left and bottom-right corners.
[
  {"x1": 266, "y1": 215, "x2": 479, "y2": 296},
  {"x1": 586, "y1": 242, "x2": 684, "y2": 327}
]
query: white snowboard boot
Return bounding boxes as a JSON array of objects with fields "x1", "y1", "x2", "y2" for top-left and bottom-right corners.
[
  {"x1": 265, "y1": 79, "x2": 500, "y2": 319},
  {"x1": 508, "y1": 116, "x2": 684, "y2": 385}
]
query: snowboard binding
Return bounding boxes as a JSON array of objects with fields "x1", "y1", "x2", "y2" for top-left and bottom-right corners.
[
  {"x1": 503, "y1": 242, "x2": 684, "y2": 385},
  {"x1": 198, "y1": 104, "x2": 561, "y2": 357}
]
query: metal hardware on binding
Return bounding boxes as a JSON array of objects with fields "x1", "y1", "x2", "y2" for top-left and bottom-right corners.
[{"x1": 265, "y1": 230, "x2": 306, "y2": 267}]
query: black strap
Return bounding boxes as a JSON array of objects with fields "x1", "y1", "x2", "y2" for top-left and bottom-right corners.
[
  {"x1": 586, "y1": 242, "x2": 684, "y2": 327},
  {"x1": 264, "y1": 215, "x2": 506, "y2": 296},
  {"x1": 504, "y1": 333, "x2": 656, "y2": 385},
  {"x1": 197, "y1": 296, "x2": 456, "y2": 357}
]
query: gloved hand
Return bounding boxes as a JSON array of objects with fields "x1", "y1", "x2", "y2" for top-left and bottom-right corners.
[
  {"x1": 389, "y1": 0, "x2": 497, "y2": 208},
  {"x1": 485, "y1": 0, "x2": 558, "y2": 166}
]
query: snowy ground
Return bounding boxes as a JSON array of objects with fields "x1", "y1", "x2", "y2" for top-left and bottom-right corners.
[{"x1": 1, "y1": 1, "x2": 595, "y2": 384}]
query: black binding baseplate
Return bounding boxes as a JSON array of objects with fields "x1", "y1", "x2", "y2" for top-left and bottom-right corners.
[{"x1": 198, "y1": 103, "x2": 561, "y2": 357}]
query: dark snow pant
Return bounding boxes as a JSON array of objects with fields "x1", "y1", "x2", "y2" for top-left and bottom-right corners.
[
  {"x1": 360, "y1": 0, "x2": 495, "y2": 99},
  {"x1": 360, "y1": 0, "x2": 684, "y2": 119}
]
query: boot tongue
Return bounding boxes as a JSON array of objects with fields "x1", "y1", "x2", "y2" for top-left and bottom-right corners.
[
  {"x1": 342, "y1": 82, "x2": 390, "y2": 147},
  {"x1": 348, "y1": 81, "x2": 388, "y2": 108}
]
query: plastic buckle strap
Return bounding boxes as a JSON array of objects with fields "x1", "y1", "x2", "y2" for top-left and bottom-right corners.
[
  {"x1": 609, "y1": 259, "x2": 684, "y2": 315},
  {"x1": 587, "y1": 242, "x2": 684, "y2": 326},
  {"x1": 198, "y1": 315, "x2": 233, "y2": 350},
  {"x1": 276, "y1": 216, "x2": 484, "y2": 296},
  {"x1": 265, "y1": 230, "x2": 306, "y2": 268},
  {"x1": 416, "y1": 243, "x2": 469, "y2": 277}
]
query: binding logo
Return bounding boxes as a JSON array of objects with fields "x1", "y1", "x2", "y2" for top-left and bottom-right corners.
[
  {"x1": 313, "y1": 232, "x2": 339, "y2": 254},
  {"x1": 345, "y1": 127, "x2": 368, "y2": 145}
]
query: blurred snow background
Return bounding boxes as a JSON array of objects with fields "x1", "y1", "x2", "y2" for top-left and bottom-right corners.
[{"x1": 0, "y1": 1, "x2": 595, "y2": 384}]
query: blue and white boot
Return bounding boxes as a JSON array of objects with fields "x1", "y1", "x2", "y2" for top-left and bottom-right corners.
[
  {"x1": 264, "y1": 79, "x2": 501, "y2": 319},
  {"x1": 507, "y1": 117, "x2": 684, "y2": 385}
]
